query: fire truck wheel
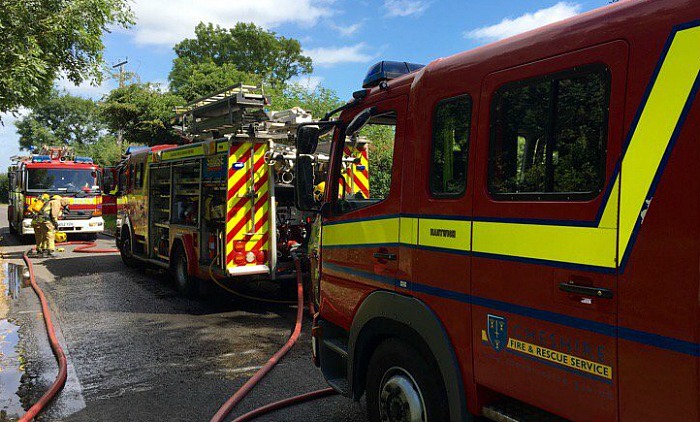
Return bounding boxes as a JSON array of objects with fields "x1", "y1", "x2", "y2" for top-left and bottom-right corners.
[
  {"x1": 172, "y1": 245, "x2": 196, "y2": 297},
  {"x1": 119, "y1": 228, "x2": 140, "y2": 268},
  {"x1": 366, "y1": 338, "x2": 448, "y2": 422}
]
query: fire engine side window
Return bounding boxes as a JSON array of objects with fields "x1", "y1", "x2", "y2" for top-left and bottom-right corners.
[
  {"x1": 488, "y1": 65, "x2": 609, "y2": 200},
  {"x1": 336, "y1": 111, "x2": 396, "y2": 213},
  {"x1": 430, "y1": 95, "x2": 472, "y2": 197}
]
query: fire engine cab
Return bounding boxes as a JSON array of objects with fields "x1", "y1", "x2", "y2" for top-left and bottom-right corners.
[
  {"x1": 7, "y1": 146, "x2": 104, "y2": 238},
  {"x1": 298, "y1": 0, "x2": 700, "y2": 421}
]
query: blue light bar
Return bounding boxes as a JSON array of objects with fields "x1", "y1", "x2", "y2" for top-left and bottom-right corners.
[
  {"x1": 362, "y1": 61, "x2": 425, "y2": 89},
  {"x1": 74, "y1": 156, "x2": 94, "y2": 164},
  {"x1": 31, "y1": 155, "x2": 52, "y2": 163}
]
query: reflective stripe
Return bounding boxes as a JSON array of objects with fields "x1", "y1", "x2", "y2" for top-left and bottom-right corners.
[
  {"x1": 324, "y1": 217, "x2": 400, "y2": 247},
  {"x1": 225, "y1": 142, "x2": 271, "y2": 271},
  {"x1": 618, "y1": 24, "x2": 700, "y2": 262},
  {"x1": 322, "y1": 23, "x2": 700, "y2": 271}
]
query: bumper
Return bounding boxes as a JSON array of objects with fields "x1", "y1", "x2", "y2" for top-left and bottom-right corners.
[
  {"x1": 21, "y1": 217, "x2": 105, "y2": 235},
  {"x1": 226, "y1": 264, "x2": 270, "y2": 276}
]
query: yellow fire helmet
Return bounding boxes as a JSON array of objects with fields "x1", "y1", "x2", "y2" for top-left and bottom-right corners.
[
  {"x1": 55, "y1": 232, "x2": 67, "y2": 243},
  {"x1": 313, "y1": 181, "x2": 326, "y2": 202},
  {"x1": 41, "y1": 193, "x2": 51, "y2": 201},
  {"x1": 51, "y1": 194, "x2": 62, "y2": 200}
]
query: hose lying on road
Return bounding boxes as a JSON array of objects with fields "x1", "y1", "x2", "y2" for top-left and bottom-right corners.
[
  {"x1": 231, "y1": 388, "x2": 338, "y2": 422},
  {"x1": 19, "y1": 250, "x2": 68, "y2": 422},
  {"x1": 58, "y1": 240, "x2": 119, "y2": 254},
  {"x1": 18, "y1": 241, "x2": 118, "y2": 421},
  {"x1": 210, "y1": 255, "x2": 338, "y2": 422}
]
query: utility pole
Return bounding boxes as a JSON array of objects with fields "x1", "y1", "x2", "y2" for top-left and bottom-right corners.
[
  {"x1": 112, "y1": 59, "x2": 128, "y2": 88},
  {"x1": 112, "y1": 59, "x2": 128, "y2": 146}
]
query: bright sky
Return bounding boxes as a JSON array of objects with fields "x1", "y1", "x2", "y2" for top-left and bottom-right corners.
[{"x1": 0, "y1": 0, "x2": 610, "y2": 170}]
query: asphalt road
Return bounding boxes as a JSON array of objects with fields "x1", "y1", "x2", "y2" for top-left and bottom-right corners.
[{"x1": 0, "y1": 205, "x2": 367, "y2": 422}]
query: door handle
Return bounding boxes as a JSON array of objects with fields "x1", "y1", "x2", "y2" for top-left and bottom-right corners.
[
  {"x1": 373, "y1": 252, "x2": 397, "y2": 261},
  {"x1": 559, "y1": 282, "x2": 613, "y2": 299}
]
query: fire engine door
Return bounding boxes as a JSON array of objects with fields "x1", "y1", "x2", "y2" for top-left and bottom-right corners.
[
  {"x1": 470, "y1": 43, "x2": 627, "y2": 421},
  {"x1": 321, "y1": 96, "x2": 407, "y2": 310}
]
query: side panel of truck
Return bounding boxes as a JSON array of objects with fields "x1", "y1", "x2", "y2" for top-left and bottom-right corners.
[{"x1": 314, "y1": 2, "x2": 700, "y2": 421}]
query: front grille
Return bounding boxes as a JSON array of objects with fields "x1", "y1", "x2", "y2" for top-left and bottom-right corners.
[{"x1": 65, "y1": 210, "x2": 93, "y2": 220}]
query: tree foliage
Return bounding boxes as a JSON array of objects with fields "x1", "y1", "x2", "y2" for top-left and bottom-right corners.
[
  {"x1": 0, "y1": 0, "x2": 133, "y2": 115},
  {"x1": 268, "y1": 83, "x2": 344, "y2": 121},
  {"x1": 169, "y1": 22, "x2": 313, "y2": 92},
  {"x1": 100, "y1": 83, "x2": 186, "y2": 146},
  {"x1": 16, "y1": 90, "x2": 108, "y2": 149},
  {"x1": 0, "y1": 173, "x2": 8, "y2": 203},
  {"x1": 169, "y1": 62, "x2": 262, "y2": 103},
  {"x1": 14, "y1": 90, "x2": 122, "y2": 166}
]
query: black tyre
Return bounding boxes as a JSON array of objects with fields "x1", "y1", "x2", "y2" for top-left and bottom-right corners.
[
  {"x1": 366, "y1": 338, "x2": 449, "y2": 422},
  {"x1": 172, "y1": 245, "x2": 196, "y2": 297},
  {"x1": 119, "y1": 227, "x2": 140, "y2": 268}
]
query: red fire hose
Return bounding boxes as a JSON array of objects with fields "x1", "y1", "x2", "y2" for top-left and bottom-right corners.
[
  {"x1": 210, "y1": 256, "x2": 338, "y2": 422},
  {"x1": 58, "y1": 240, "x2": 120, "y2": 254},
  {"x1": 18, "y1": 240, "x2": 118, "y2": 421},
  {"x1": 19, "y1": 250, "x2": 68, "y2": 422},
  {"x1": 21, "y1": 240, "x2": 331, "y2": 421}
]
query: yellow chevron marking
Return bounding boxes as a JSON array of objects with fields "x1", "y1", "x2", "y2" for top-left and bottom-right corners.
[
  {"x1": 618, "y1": 26, "x2": 700, "y2": 258},
  {"x1": 322, "y1": 25, "x2": 700, "y2": 270}
]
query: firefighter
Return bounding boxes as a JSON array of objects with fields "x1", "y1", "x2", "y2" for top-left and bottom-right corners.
[
  {"x1": 30, "y1": 193, "x2": 50, "y2": 255},
  {"x1": 39, "y1": 195, "x2": 67, "y2": 257}
]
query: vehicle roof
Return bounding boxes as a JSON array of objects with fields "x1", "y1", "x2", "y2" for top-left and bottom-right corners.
[{"x1": 355, "y1": 0, "x2": 682, "y2": 107}]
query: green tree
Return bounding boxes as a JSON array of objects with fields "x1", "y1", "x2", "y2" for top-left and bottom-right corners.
[
  {"x1": 74, "y1": 135, "x2": 123, "y2": 166},
  {"x1": 14, "y1": 89, "x2": 122, "y2": 166},
  {"x1": 0, "y1": 173, "x2": 8, "y2": 203},
  {"x1": 169, "y1": 22, "x2": 312, "y2": 97},
  {"x1": 169, "y1": 61, "x2": 261, "y2": 102},
  {"x1": 268, "y1": 83, "x2": 344, "y2": 121},
  {"x1": 16, "y1": 90, "x2": 108, "y2": 150},
  {"x1": 100, "y1": 83, "x2": 186, "y2": 146},
  {"x1": 0, "y1": 0, "x2": 133, "y2": 115}
]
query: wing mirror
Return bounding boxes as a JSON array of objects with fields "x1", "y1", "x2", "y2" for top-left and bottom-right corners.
[
  {"x1": 345, "y1": 107, "x2": 375, "y2": 137},
  {"x1": 297, "y1": 126, "x2": 320, "y2": 155}
]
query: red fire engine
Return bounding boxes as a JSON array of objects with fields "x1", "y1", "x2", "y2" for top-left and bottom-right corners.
[
  {"x1": 297, "y1": 0, "x2": 700, "y2": 420},
  {"x1": 114, "y1": 85, "x2": 369, "y2": 295},
  {"x1": 7, "y1": 147, "x2": 104, "y2": 238}
]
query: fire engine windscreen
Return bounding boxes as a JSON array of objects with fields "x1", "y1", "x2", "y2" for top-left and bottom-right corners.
[{"x1": 27, "y1": 169, "x2": 100, "y2": 194}]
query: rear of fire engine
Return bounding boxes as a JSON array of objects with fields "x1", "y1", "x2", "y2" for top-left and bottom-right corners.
[
  {"x1": 114, "y1": 84, "x2": 369, "y2": 295},
  {"x1": 8, "y1": 146, "x2": 104, "y2": 238},
  {"x1": 298, "y1": 1, "x2": 700, "y2": 421}
]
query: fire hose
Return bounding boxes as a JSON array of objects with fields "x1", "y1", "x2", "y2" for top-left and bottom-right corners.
[
  {"x1": 59, "y1": 240, "x2": 119, "y2": 254},
  {"x1": 20, "y1": 239, "x2": 332, "y2": 421},
  {"x1": 18, "y1": 240, "x2": 118, "y2": 421},
  {"x1": 210, "y1": 255, "x2": 337, "y2": 422}
]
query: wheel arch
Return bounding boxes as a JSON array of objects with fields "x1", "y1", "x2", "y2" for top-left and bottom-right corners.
[
  {"x1": 170, "y1": 234, "x2": 198, "y2": 275},
  {"x1": 348, "y1": 291, "x2": 469, "y2": 422}
]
